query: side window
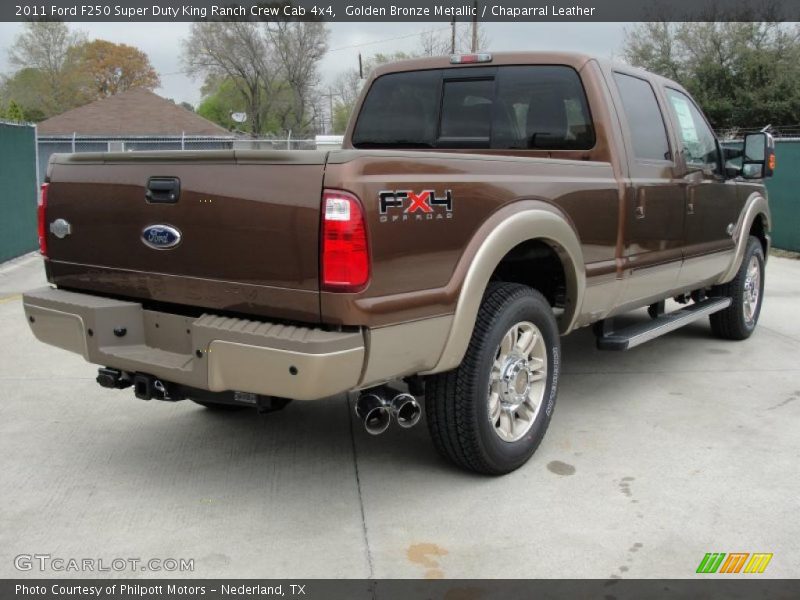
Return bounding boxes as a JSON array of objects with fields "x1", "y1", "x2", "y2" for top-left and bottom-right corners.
[
  {"x1": 613, "y1": 73, "x2": 671, "y2": 161},
  {"x1": 439, "y1": 79, "x2": 494, "y2": 147},
  {"x1": 492, "y1": 66, "x2": 595, "y2": 150},
  {"x1": 665, "y1": 88, "x2": 721, "y2": 173}
]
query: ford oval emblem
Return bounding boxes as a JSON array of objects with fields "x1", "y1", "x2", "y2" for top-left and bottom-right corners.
[{"x1": 141, "y1": 224, "x2": 182, "y2": 250}]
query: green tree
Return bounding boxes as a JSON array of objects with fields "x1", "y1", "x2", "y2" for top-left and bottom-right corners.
[
  {"x1": 1, "y1": 67, "x2": 60, "y2": 119},
  {"x1": 4, "y1": 26, "x2": 165, "y2": 121},
  {"x1": 196, "y1": 77, "x2": 240, "y2": 130},
  {"x1": 6, "y1": 100, "x2": 25, "y2": 122},
  {"x1": 197, "y1": 75, "x2": 289, "y2": 134},
  {"x1": 623, "y1": 22, "x2": 800, "y2": 130}
]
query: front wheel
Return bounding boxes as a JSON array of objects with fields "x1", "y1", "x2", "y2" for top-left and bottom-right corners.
[
  {"x1": 425, "y1": 283, "x2": 561, "y2": 475},
  {"x1": 709, "y1": 235, "x2": 765, "y2": 340}
]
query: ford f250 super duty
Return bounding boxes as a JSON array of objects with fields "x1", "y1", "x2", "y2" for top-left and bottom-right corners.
[{"x1": 23, "y1": 52, "x2": 775, "y2": 474}]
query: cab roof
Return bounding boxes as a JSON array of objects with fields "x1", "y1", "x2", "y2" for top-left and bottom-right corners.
[{"x1": 370, "y1": 51, "x2": 595, "y2": 79}]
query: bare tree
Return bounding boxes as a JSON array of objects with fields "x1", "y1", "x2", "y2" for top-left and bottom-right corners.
[
  {"x1": 419, "y1": 28, "x2": 452, "y2": 56},
  {"x1": 183, "y1": 21, "x2": 328, "y2": 136},
  {"x1": 266, "y1": 22, "x2": 329, "y2": 134},
  {"x1": 455, "y1": 22, "x2": 490, "y2": 53},
  {"x1": 9, "y1": 21, "x2": 85, "y2": 79},
  {"x1": 418, "y1": 25, "x2": 490, "y2": 57},
  {"x1": 182, "y1": 22, "x2": 278, "y2": 135},
  {"x1": 331, "y1": 68, "x2": 363, "y2": 108}
]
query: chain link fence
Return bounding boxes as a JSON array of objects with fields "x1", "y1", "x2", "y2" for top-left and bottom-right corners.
[
  {"x1": 715, "y1": 125, "x2": 800, "y2": 142},
  {"x1": 718, "y1": 128, "x2": 800, "y2": 251}
]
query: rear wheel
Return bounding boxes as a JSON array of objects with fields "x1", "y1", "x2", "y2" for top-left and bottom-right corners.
[
  {"x1": 425, "y1": 283, "x2": 560, "y2": 475},
  {"x1": 709, "y1": 236, "x2": 765, "y2": 340}
]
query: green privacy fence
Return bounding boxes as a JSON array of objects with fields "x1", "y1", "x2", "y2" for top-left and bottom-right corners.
[
  {"x1": 767, "y1": 141, "x2": 800, "y2": 252},
  {"x1": 724, "y1": 138, "x2": 800, "y2": 252},
  {"x1": 0, "y1": 121, "x2": 38, "y2": 262}
]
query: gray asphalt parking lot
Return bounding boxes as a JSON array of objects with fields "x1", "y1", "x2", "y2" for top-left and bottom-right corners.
[{"x1": 0, "y1": 253, "x2": 798, "y2": 579}]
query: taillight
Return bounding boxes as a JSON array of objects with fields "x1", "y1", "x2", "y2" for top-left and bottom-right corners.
[
  {"x1": 321, "y1": 189, "x2": 369, "y2": 292},
  {"x1": 38, "y1": 183, "x2": 49, "y2": 257}
]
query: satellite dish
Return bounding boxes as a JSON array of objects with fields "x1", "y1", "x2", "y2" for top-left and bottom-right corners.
[{"x1": 231, "y1": 112, "x2": 247, "y2": 124}]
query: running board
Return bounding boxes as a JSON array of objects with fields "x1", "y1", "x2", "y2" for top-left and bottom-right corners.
[{"x1": 596, "y1": 297, "x2": 732, "y2": 351}]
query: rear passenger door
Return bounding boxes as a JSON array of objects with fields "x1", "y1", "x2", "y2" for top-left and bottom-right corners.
[
  {"x1": 610, "y1": 71, "x2": 685, "y2": 305},
  {"x1": 662, "y1": 88, "x2": 742, "y2": 287}
]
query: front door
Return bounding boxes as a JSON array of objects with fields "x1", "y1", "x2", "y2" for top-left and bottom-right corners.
[{"x1": 662, "y1": 88, "x2": 742, "y2": 288}]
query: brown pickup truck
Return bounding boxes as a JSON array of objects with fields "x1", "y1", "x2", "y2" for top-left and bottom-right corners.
[{"x1": 24, "y1": 52, "x2": 774, "y2": 474}]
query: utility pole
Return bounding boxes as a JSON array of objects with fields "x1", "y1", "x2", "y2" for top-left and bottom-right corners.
[
  {"x1": 328, "y1": 88, "x2": 334, "y2": 134},
  {"x1": 471, "y1": 1, "x2": 478, "y2": 52},
  {"x1": 450, "y1": 16, "x2": 456, "y2": 53},
  {"x1": 320, "y1": 88, "x2": 336, "y2": 134}
]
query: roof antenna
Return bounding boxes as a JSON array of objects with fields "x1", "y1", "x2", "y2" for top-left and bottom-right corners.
[{"x1": 358, "y1": 53, "x2": 363, "y2": 79}]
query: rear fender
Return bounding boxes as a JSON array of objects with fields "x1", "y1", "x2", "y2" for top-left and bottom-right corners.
[{"x1": 425, "y1": 201, "x2": 584, "y2": 374}]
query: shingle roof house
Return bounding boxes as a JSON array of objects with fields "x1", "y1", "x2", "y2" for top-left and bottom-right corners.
[{"x1": 37, "y1": 88, "x2": 229, "y2": 136}]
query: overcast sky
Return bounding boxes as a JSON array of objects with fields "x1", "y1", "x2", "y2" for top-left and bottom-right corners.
[{"x1": 0, "y1": 21, "x2": 628, "y2": 106}]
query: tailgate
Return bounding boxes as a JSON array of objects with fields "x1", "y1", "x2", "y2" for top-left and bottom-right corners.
[{"x1": 44, "y1": 150, "x2": 326, "y2": 323}]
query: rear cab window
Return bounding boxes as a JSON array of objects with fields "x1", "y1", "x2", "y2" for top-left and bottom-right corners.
[
  {"x1": 612, "y1": 72, "x2": 671, "y2": 162},
  {"x1": 351, "y1": 65, "x2": 595, "y2": 151},
  {"x1": 350, "y1": 70, "x2": 440, "y2": 147}
]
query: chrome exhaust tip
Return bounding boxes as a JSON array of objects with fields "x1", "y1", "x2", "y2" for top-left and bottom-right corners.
[
  {"x1": 355, "y1": 392, "x2": 391, "y2": 435},
  {"x1": 390, "y1": 393, "x2": 422, "y2": 429}
]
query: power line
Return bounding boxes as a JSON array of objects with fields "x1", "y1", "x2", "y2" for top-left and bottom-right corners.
[
  {"x1": 158, "y1": 25, "x2": 452, "y2": 77},
  {"x1": 328, "y1": 25, "x2": 451, "y2": 52}
]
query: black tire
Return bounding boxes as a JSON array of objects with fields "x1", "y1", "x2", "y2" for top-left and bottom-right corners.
[
  {"x1": 425, "y1": 283, "x2": 561, "y2": 475},
  {"x1": 191, "y1": 399, "x2": 246, "y2": 411},
  {"x1": 709, "y1": 235, "x2": 765, "y2": 340}
]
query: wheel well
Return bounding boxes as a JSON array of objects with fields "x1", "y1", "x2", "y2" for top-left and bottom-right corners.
[
  {"x1": 489, "y1": 240, "x2": 567, "y2": 308},
  {"x1": 749, "y1": 214, "x2": 768, "y2": 256}
]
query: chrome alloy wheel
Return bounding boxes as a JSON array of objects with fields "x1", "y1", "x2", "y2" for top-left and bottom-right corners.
[
  {"x1": 488, "y1": 321, "x2": 548, "y2": 443},
  {"x1": 743, "y1": 255, "x2": 761, "y2": 324}
]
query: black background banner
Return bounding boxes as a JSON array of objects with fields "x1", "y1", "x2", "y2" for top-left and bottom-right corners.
[
  {"x1": 4, "y1": 0, "x2": 800, "y2": 22},
  {"x1": 4, "y1": 579, "x2": 800, "y2": 599}
]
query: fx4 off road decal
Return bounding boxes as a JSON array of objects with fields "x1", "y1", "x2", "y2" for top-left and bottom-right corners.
[{"x1": 378, "y1": 190, "x2": 453, "y2": 223}]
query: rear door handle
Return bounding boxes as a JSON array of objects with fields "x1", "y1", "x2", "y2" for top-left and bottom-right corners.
[{"x1": 145, "y1": 177, "x2": 180, "y2": 203}]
